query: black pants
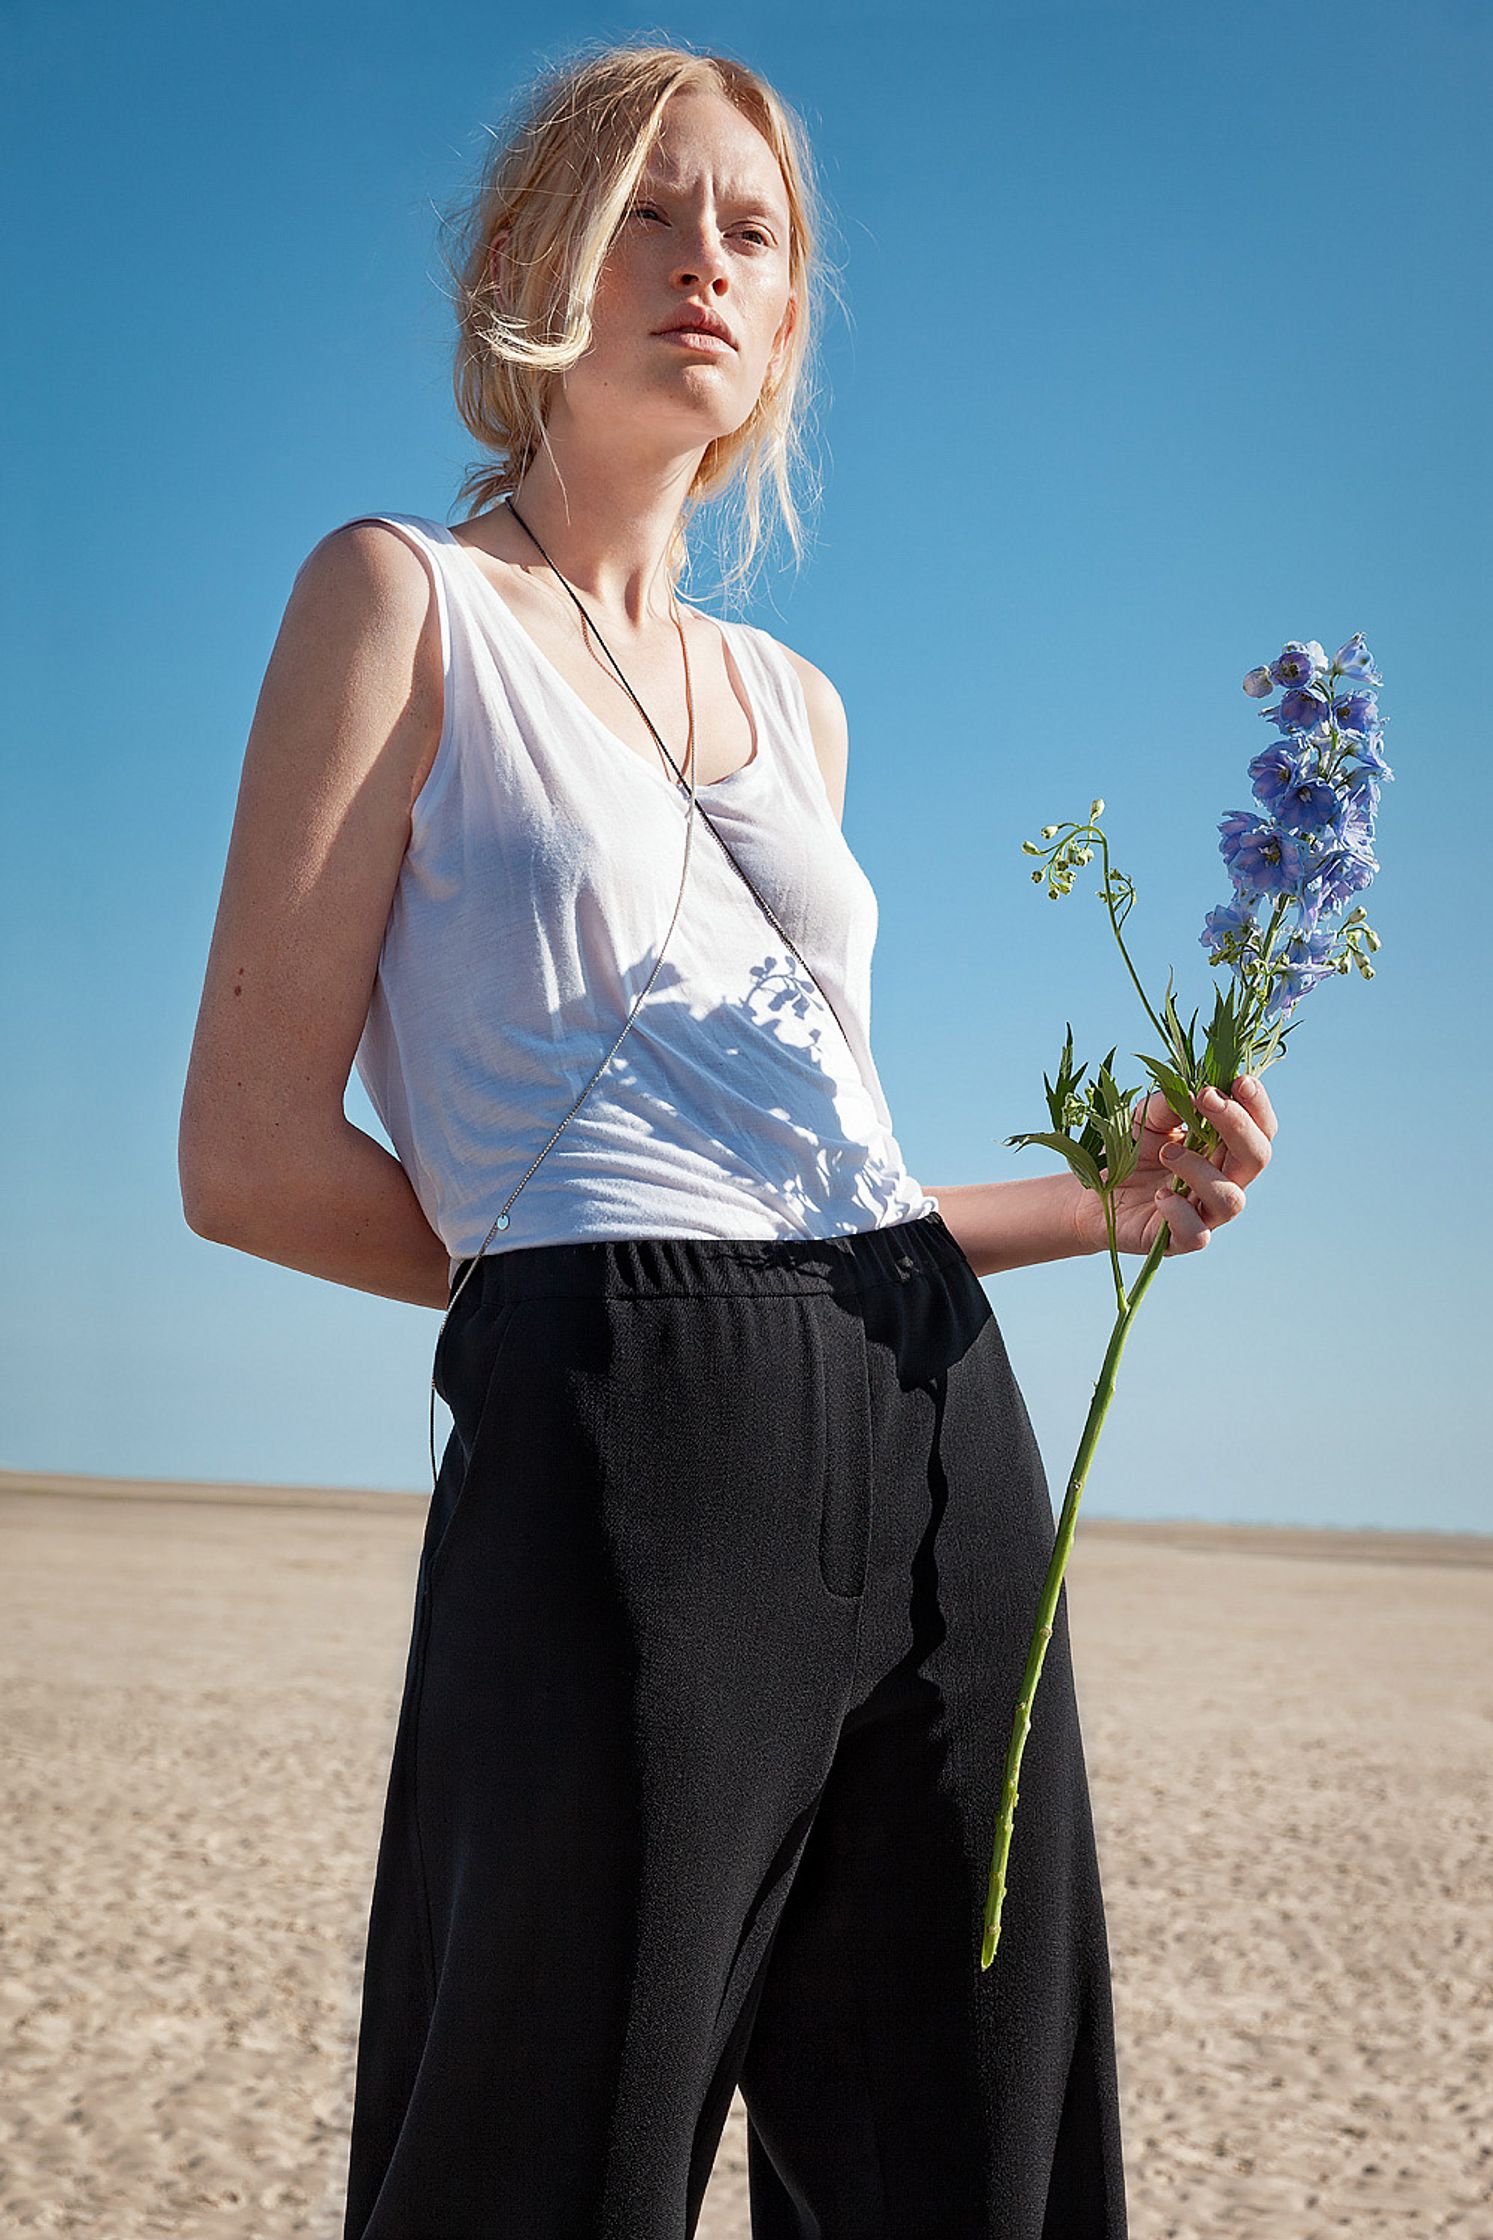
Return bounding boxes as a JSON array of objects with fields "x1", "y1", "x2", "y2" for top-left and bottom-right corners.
[{"x1": 341, "y1": 1208, "x2": 1128, "y2": 2238}]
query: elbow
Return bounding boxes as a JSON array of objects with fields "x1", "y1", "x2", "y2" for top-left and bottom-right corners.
[
  {"x1": 177, "y1": 1066, "x2": 275, "y2": 1245},
  {"x1": 178, "y1": 1068, "x2": 345, "y2": 1247},
  {"x1": 178, "y1": 1157, "x2": 248, "y2": 1245},
  {"x1": 178, "y1": 1111, "x2": 336, "y2": 1250},
  {"x1": 178, "y1": 1108, "x2": 260, "y2": 1246}
]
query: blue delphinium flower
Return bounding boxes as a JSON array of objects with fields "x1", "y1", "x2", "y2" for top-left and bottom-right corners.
[
  {"x1": 1299, "y1": 806, "x2": 1380, "y2": 926},
  {"x1": 1332, "y1": 688, "x2": 1379, "y2": 735},
  {"x1": 1246, "y1": 742, "x2": 1348, "y2": 837},
  {"x1": 1348, "y1": 729, "x2": 1394, "y2": 781},
  {"x1": 1332, "y1": 631, "x2": 1382, "y2": 685},
  {"x1": 1217, "y1": 811, "x2": 1311, "y2": 896},
  {"x1": 1266, "y1": 686, "x2": 1329, "y2": 732},
  {"x1": 1263, "y1": 925, "x2": 1340, "y2": 1018},
  {"x1": 1345, "y1": 768, "x2": 1381, "y2": 820},
  {"x1": 1200, "y1": 894, "x2": 1257, "y2": 949},
  {"x1": 1199, "y1": 633, "x2": 1389, "y2": 1023},
  {"x1": 1246, "y1": 741, "x2": 1301, "y2": 808},
  {"x1": 1269, "y1": 639, "x2": 1330, "y2": 690},
  {"x1": 1279, "y1": 772, "x2": 1349, "y2": 840}
]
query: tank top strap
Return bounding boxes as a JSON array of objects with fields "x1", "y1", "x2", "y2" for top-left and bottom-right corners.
[
  {"x1": 329, "y1": 513, "x2": 456, "y2": 694},
  {"x1": 318, "y1": 520, "x2": 827, "y2": 827},
  {"x1": 713, "y1": 617, "x2": 835, "y2": 815},
  {"x1": 312, "y1": 512, "x2": 507, "y2": 841}
]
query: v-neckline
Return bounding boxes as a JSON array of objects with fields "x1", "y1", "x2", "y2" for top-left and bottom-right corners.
[{"x1": 434, "y1": 523, "x2": 765, "y2": 798}]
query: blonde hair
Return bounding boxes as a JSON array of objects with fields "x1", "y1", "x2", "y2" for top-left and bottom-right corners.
[{"x1": 441, "y1": 37, "x2": 840, "y2": 606}]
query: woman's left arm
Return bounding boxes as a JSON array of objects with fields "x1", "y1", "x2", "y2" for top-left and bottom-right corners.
[
  {"x1": 774, "y1": 656, "x2": 1280, "y2": 1279},
  {"x1": 926, "y1": 1075, "x2": 1280, "y2": 1280}
]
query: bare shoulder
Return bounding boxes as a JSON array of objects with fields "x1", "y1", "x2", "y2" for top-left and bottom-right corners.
[
  {"x1": 775, "y1": 641, "x2": 850, "y2": 826},
  {"x1": 294, "y1": 517, "x2": 439, "y2": 654},
  {"x1": 287, "y1": 518, "x2": 446, "y2": 807}
]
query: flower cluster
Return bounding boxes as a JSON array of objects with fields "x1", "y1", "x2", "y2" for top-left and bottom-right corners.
[
  {"x1": 1202, "y1": 634, "x2": 1390, "y2": 1024},
  {"x1": 986, "y1": 628, "x2": 1392, "y2": 1973}
]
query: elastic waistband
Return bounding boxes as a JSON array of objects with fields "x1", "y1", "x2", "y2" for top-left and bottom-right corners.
[{"x1": 450, "y1": 1209, "x2": 972, "y2": 1306}]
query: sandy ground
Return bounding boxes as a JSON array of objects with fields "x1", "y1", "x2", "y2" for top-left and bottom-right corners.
[{"x1": 1, "y1": 1466, "x2": 1489, "y2": 2238}]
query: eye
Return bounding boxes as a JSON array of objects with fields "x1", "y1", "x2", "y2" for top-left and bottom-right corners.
[{"x1": 740, "y1": 225, "x2": 774, "y2": 247}]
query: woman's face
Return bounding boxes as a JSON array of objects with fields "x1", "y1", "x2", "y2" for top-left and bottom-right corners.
[{"x1": 571, "y1": 89, "x2": 796, "y2": 448}]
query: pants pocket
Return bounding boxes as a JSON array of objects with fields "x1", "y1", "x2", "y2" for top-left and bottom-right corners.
[
  {"x1": 809, "y1": 1293, "x2": 876, "y2": 1601},
  {"x1": 424, "y1": 1295, "x2": 529, "y2": 1598}
]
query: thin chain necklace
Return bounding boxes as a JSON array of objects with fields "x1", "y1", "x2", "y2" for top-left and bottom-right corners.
[
  {"x1": 430, "y1": 493, "x2": 867, "y2": 1490},
  {"x1": 500, "y1": 494, "x2": 858, "y2": 1037}
]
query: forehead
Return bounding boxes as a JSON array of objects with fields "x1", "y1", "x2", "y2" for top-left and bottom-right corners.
[{"x1": 644, "y1": 92, "x2": 789, "y2": 214}]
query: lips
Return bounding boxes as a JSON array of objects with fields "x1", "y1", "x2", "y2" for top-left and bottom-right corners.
[{"x1": 655, "y1": 307, "x2": 736, "y2": 347}]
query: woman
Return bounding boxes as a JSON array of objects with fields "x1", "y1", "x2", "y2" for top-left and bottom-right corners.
[{"x1": 179, "y1": 40, "x2": 1276, "y2": 2240}]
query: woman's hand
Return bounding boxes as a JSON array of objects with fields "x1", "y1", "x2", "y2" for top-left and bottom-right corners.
[{"x1": 1074, "y1": 1075, "x2": 1279, "y2": 1258}]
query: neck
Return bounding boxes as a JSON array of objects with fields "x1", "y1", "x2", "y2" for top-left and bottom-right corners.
[{"x1": 504, "y1": 412, "x2": 710, "y2": 630}]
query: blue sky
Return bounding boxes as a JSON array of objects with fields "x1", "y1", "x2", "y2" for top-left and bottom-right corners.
[{"x1": 3, "y1": 0, "x2": 1488, "y2": 1531}]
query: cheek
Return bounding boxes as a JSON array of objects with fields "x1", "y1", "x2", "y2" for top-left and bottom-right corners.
[
  {"x1": 589, "y1": 257, "x2": 630, "y2": 327},
  {"x1": 589, "y1": 235, "x2": 648, "y2": 320},
  {"x1": 751, "y1": 275, "x2": 794, "y2": 352}
]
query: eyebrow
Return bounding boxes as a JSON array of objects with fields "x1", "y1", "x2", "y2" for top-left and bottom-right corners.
[{"x1": 637, "y1": 174, "x2": 788, "y2": 221}]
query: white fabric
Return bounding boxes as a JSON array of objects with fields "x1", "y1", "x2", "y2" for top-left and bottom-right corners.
[{"x1": 326, "y1": 513, "x2": 939, "y2": 1269}]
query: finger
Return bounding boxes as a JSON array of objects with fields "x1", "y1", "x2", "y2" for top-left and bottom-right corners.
[
  {"x1": 1153, "y1": 1184, "x2": 1210, "y2": 1253},
  {"x1": 1139, "y1": 1089, "x2": 1187, "y2": 1144},
  {"x1": 1195, "y1": 1083, "x2": 1272, "y2": 1184},
  {"x1": 1156, "y1": 1143, "x2": 1248, "y2": 1223},
  {"x1": 1233, "y1": 1073, "x2": 1279, "y2": 1141}
]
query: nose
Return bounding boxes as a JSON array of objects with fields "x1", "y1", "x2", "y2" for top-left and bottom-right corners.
[{"x1": 668, "y1": 218, "x2": 732, "y2": 294}]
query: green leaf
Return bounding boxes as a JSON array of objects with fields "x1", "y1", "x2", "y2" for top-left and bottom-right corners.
[
  {"x1": 1133, "y1": 1052, "x2": 1199, "y2": 1130},
  {"x1": 1003, "y1": 1130, "x2": 1105, "y2": 1193},
  {"x1": 1202, "y1": 982, "x2": 1247, "y2": 1095},
  {"x1": 1090, "y1": 1057, "x2": 1145, "y2": 1188}
]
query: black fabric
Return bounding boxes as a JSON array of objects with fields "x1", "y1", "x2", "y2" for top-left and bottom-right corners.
[{"x1": 341, "y1": 1208, "x2": 1128, "y2": 2238}]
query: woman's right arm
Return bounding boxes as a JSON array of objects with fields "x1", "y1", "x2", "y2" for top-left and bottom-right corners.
[{"x1": 177, "y1": 521, "x2": 455, "y2": 1311}]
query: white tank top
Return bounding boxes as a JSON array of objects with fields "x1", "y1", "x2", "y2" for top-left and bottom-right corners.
[{"x1": 329, "y1": 513, "x2": 939, "y2": 1271}]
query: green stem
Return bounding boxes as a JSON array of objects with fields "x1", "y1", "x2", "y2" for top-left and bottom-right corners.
[
  {"x1": 1091, "y1": 828, "x2": 1175, "y2": 1053},
  {"x1": 1240, "y1": 893, "x2": 1290, "y2": 1051},
  {"x1": 980, "y1": 1208, "x2": 1172, "y2": 1971},
  {"x1": 987, "y1": 733, "x2": 1336, "y2": 1976},
  {"x1": 1101, "y1": 1185, "x2": 1126, "y2": 1314}
]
